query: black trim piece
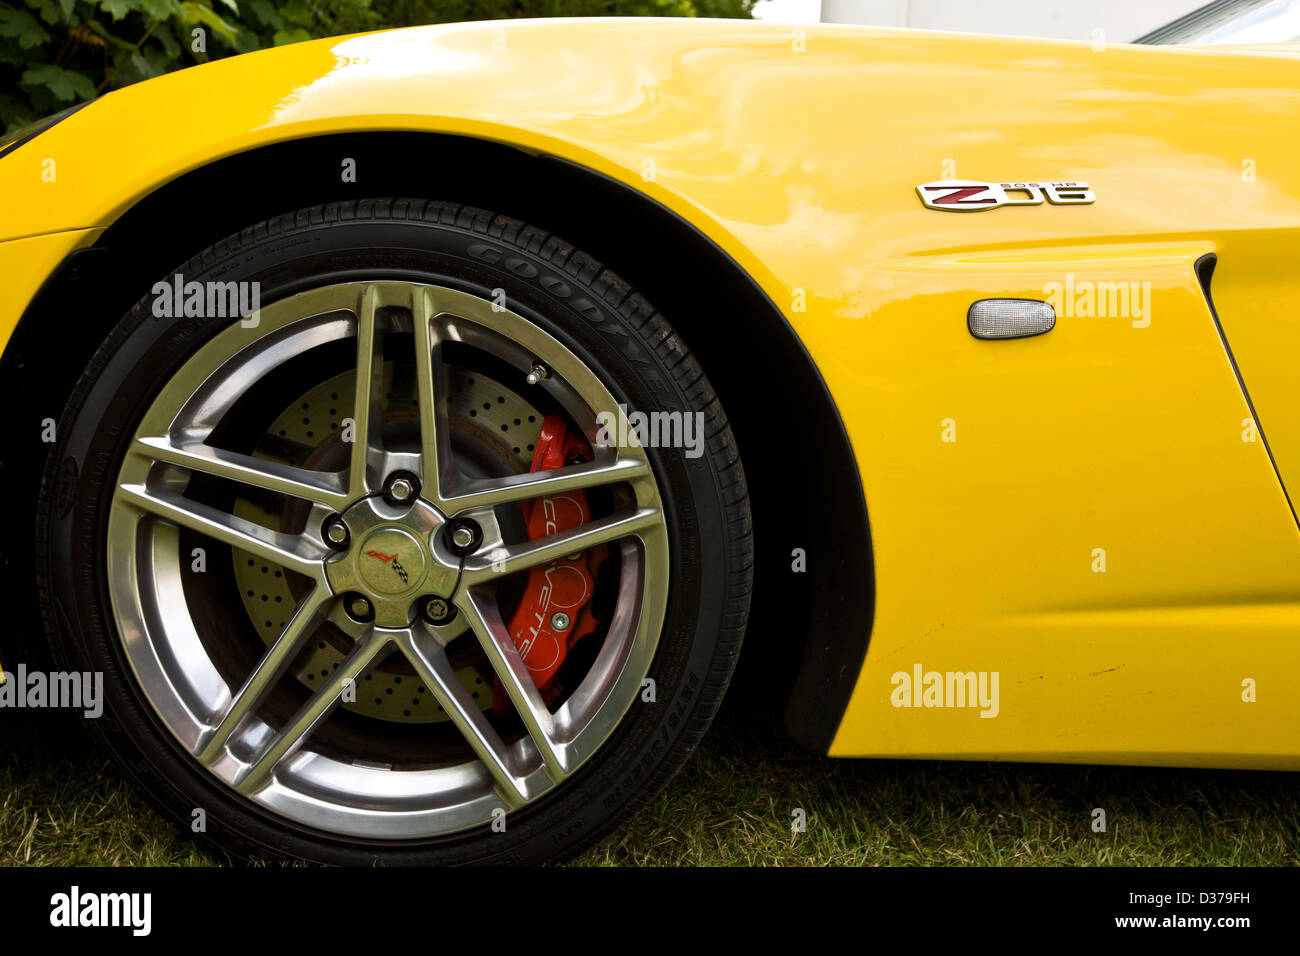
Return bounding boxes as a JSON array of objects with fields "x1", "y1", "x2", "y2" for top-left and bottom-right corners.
[
  {"x1": 1134, "y1": 0, "x2": 1272, "y2": 44},
  {"x1": 0, "y1": 100, "x2": 94, "y2": 163},
  {"x1": 0, "y1": 245, "x2": 112, "y2": 749},
  {"x1": 1196, "y1": 253, "x2": 1298, "y2": 527}
]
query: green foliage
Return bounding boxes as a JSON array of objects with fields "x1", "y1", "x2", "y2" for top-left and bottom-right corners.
[{"x1": 0, "y1": 0, "x2": 755, "y2": 131}]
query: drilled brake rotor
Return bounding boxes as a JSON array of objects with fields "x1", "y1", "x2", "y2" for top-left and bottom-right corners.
[{"x1": 231, "y1": 362, "x2": 543, "y2": 723}]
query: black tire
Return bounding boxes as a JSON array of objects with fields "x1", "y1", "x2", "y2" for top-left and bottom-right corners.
[{"x1": 36, "y1": 199, "x2": 753, "y2": 865}]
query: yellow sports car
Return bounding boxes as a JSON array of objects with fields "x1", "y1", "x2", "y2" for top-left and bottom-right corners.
[{"x1": 2, "y1": 10, "x2": 1299, "y2": 865}]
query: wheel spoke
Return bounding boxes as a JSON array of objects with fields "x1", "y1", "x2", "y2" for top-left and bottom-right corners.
[
  {"x1": 195, "y1": 588, "x2": 332, "y2": 766},
  {"x1": 460, "y1": 506, "x2": 661, "y2": 586},
  {"x1": 440, "y1": 455, "x2": 650, "y2": 513},
  {"x1": 456, "y1": 591, "x2": 568, "y2": 781},
  {"x1": 116, "y1": 482, "x2": 328, "y2": 580},
  {"x1": 348, "y1": 284, "x2": 386, "y2": 498},
  {"x1": 133, "y1": 437, "x2": 350, "y2": 512},
  {"x1": 394, "y1": 625, "x2": 532, "y2": 807},
  {"x1": 412, "y1": 287, "x2": 453, "y2": 505},
  {"x1": 235, "y1": 629, "x2": 393, "y2": 795}
]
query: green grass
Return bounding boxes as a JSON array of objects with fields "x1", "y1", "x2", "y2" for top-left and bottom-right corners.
[{"x1": 4, "y1": 710, "x2": 1298, "y2": 866}]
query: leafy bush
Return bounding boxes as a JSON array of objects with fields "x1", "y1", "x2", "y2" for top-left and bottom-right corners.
[{"x1": 0, "y1": 0, "x2": 754, "y2": 131}]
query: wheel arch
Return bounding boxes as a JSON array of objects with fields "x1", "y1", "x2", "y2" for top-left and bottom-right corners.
[{"x1": 5, "y1": 131, "x2": 873, "y2": 752}]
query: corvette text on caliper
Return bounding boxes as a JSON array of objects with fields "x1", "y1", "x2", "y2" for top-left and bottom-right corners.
[{"x1": 493, "y1": 413, "x2": 610, "y2": 716}]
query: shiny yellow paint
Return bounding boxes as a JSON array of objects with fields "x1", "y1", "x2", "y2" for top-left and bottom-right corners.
[{"x1": 3, "y1": 19, "x2": 1300, "y2": 766}]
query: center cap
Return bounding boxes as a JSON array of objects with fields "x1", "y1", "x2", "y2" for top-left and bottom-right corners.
[
  {"x1": 357, "y1": 528, "x2": 426, "y2": 596},
  {"x1": 324, "y1": 496, "x2": 460, "y2": 627}
]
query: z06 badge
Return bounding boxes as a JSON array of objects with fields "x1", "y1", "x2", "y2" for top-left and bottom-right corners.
[{"x1": 917, "y1": 180, "x2": 1095, "y2": 212}]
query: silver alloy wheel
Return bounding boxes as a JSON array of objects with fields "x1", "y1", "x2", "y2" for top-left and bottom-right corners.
[{"x1": 106, "y1": 281, "x2": 669, "y2": 839}]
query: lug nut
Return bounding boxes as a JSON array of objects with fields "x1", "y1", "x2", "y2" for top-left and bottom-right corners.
[
  {"x1": 423, "y1": 596, "x2": 456, "y2": 625},
  {"x1": 525, "y1": 362, "x2": 549, "y2": 386},
  {"x1": 550, "y1": 611, "x2": 571, "y2": 632},
  {"x1": 445, "y1": 519, "x2": 482, "y2": 554},
  {"x1": 347, "y1": 595, "x2": 373, "y2": 621},
  {"x1": 324, "y1": 516, "x2": 350, "y2": 548},
  {"x1": 389, "y1": 477, "x2": 414, "y2": 502},
  {"x1": 382, "y1": 471, "x2": 420, "y2": 506}
]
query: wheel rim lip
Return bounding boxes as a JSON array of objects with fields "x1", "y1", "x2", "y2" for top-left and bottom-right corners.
[{"x1": 105, "y1": 279, "x2": 671, "y2": 840}]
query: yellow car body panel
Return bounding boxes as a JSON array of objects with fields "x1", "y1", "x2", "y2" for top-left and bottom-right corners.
[{"x1": 3, "y1": 19, "x2": 1299, "y2": 766}]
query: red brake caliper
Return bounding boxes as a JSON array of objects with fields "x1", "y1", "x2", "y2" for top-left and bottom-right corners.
[{"x1": 492, "y1": 413, "x2": 608, "y2": 717}]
